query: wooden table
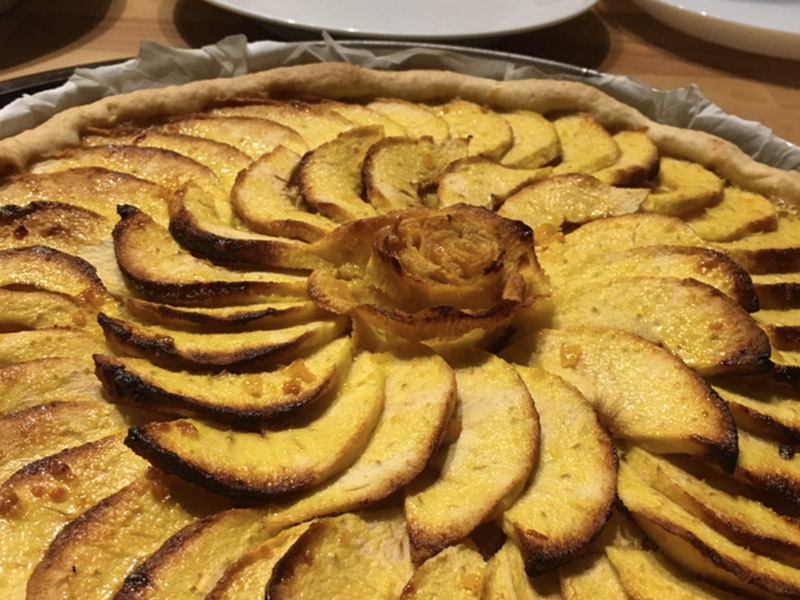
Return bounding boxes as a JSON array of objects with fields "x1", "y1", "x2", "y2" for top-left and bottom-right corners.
[{"x1": 1, "y1": 0, "x2": 798, "y2": 146}]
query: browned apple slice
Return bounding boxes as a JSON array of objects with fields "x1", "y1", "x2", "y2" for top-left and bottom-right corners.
[
  {"x1": 551, "y1": 113, "x2": 621, "y2": 175},
  {"x1": 642, "y1": 157, "x2": 724, "y2": 217},
  {"x1": 0, "y1": 401, "x2": 132, "y2": 483},
  {"x1": 0, "y1": 201, "x2": 108, "y2": 252},
  {"x1": 433, "y1": 99, "x2": 513, "y2": 160},
  {"x1": 484, "y1": 539, "x2": 563, "y2": 600},
  {"x1": 437, "y1": 156, "x2": 551, "y2": 210},
  {"x1": 687, "y1": 185, "x2": 779, "y2": 242},
  {"x1": 500, "y1": 109, "x2": 561, "y2": 169},
  {"x1": 156, "y1": 114, "x2": 309, "y2": 158},
  {"x1": 26, "y1": 470, "x2": 232, "y2": 600},
  {"x1": 558, "y1": 553, "x2": 628, "y2": 599},
  {"x1": 0, "y1": 167, "x2": 171, "y2": 226},
  {"x1": 123, "y1": 296, "x2": 324, "y2": 331},
  {"x1": 125, "y1": 351, "x2": 384, "y2": 499},
  {"x1": 502, "y1": 327, "x2": 738, "y2": 471},
  {"x1": 590, "y1": 130, "x2": 659, "y2": 187},
  {"x1": 113, "y1": 205, "x2": 307, "y2": 306},
  {"x1": 716, "y1": 212, "x2": 800, "y2": 274},
  {"x1": 504, "y1": 366, "x2": 616, "y2": 575},
  {"x1": 0, "y1": 434, "x2": 149, "y2": 599},
  {"x1": 30, "y1": 144, "x2": 233, "y2": 224},
  {"x1": 367, "y1": 97, "x2": 450, "y2": 140},
  {"x1": 0, "y1": 328, "x2": 110, "y2": 368},
  {"x1": 264, "y1": 346, "x2": 455, "y2": 533},
  {"x1": 550, "y1": 276, "x2": 771, "y2": 375},
  {"x1": 752, "y1": 275, "x2": 800, "y2": 310},
  {"x1": 753, "y1": 308, "x2": 800, "y2": 351},
  {"x1": 624, "y1": 446, "x2": 800, "y2": 568},
  {"x1": 618, "y1": 461, "x2": 800, "y2": 599},
  {"x1": 167, "y1": 183, "x2": 327, "y2": 270},
  {"x1": 713, "y1": 377, "x2": 800, "y2": 442},
  {"x1": 0, "y1": 357, "x2": 104, "y2": 416},
  {"x1": 98, "y1": 312, "x2": 347, "y2": 369},
  {"x1": 606, "y1": 547, "x2": 746, "y2": 600},
  {"x1": 210, "y1": 99, "x2": 353, "y2": 148},
  {"x1": 299, "y1": 126, "x2": 385, "y2": 223},
  {"x1": 364, "y1": 136, "x2": 468, "y2": 213},
  {"x1": 0, "y1": 288, "x2": 98, "y2": 332},
  {"x1": 94, "y1": 335, "x2": 353, "y2": 421},
  {"x1": 230, "y1": 146, "x2": 336, "y2": 242},
  {"x1": 497, "y1": 173, "x2": 647, "y2": 230},
  {"x1": 404, "y1": 350, "x2": 538, "y2": 562},
  {"x1": 400, "y1": 542, "x2": 485, "y2": 599},
  {"x1": 735, "y1": 428, "x2": 800, "y2": 506},
  {"x1": 115, "y1": 508, "x2": 270, "y2": 600},
  {"x1": 266, "y1": 510, "x2": 413, "y2": 600}
]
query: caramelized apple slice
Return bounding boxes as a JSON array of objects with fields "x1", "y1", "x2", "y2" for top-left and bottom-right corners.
[
  {"x1": 94, "y1": 336, "x2": 353, "y2": 421},
  {"x1": 157, "y1": 114, "x2": 309, "y2": 159},
  {"x1": 168, "y1": 183, "x2": 327, "y2": 270},
  {"x1": 400, "y1": 543, "x2": 486, "y2": 599},
  {"x1": 26, "y1": 470, "x2": 231, "y2": 600},
  {"x1": 405, "y1": 350, "x2": 538, "y2": 562},
  {"x1": 367, "y1": 98, "x2": 450, "y2": 140},
  {"x1": 0, "y1": 288, "x2": 97, "y2": 332},
  {"x1": 735, "y1": 428, "x2": 800, "y2": 506},
  {"x1": 591, "y1": 130, "x2": 659, "y2": 187},
  {"x1": 551, "y1": 113, "x2": 620, "y2": 175},
  {"x1": 115, "y1": 508, "x2": 270, "y2": 600},
  {"x1": 264, "y1": 346, "x2": 455, "y2": 533},
  {"x1": 0, "y1": 201, "x2": 108, "y2": 252},
  {"x1": 113, "y1": 205, "x2": 307, "y2": 306},
  {"x1": 433, "y1": 99, "x2": 513, "y2": 160},
  {"x1": 497, "y1": 173, "x2": 647, "y2": 230},
  {"x1": 715, "y1": 212, "x2": 800, "y2": 274},
  {"x1": 687, "y1": 186, "x2": 779, "y2": 242},
  {"x1": 0, "y1": 434, "x2": 149, "y2": 599},
  {"x1": 500, "y1": 109, "x2": 561, "y2": 169},
  {"x1": 125, "y1": 351, "x2": 384, "y2": 499},
  {"x1": 364, "y1": 136, "x2": 468, "y2": 213},
  {"x1": 98, "y1": 312, "x2": 347, "y2": 369},
  {"x1": 437, "y1": 156, "x2": 551, "y2": 209},
  {"x1": 299, "y1": 126, "x2": 385, "y2": 222},
  {"x1": 267, "y1": 510, "x2": 413, "y2": 600},
  {"x1": 0, "y1": 167, "x2": 170, "y2": 226},
  {"x1": 230, "y1": 146, "x2": 336, "y2": 242},
  {"x1": 757, "y1": 273, "x2": 800, "y2": 310},
  {"x1": 550, "y1": 276, "x2": 770, "y2": 375},
  {"x1": 0, "y1": 328, "x2": 110, "y2": 368},
  {"x1": 502, "y1": 327, "x2": 738, "y2": 470},
  {"x1": 714, "y1": 378, "x2": 800, "y2": 441},
  {"x1": 642, "y1": 157, "x2": 723, "y2": 217},
  {"x1": 505, "y1": 367, "x2": 616, "y2": 575}
]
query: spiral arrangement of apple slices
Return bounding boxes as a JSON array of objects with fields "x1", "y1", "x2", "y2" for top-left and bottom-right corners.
[{"x1": 2, "y1": 73, "x2": 800, "y2": 600}]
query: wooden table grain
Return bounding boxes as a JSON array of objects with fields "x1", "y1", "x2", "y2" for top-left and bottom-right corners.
[{"x1": 1, "y1": 0, "x2": 798, "y2": 146}]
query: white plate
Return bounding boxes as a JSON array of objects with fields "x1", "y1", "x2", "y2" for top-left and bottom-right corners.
[
  {"x1": 200, "y1": 0, "x2": 598, "y2": 40},
  {"x1": 631, "y1": 0, "x2": 800, "y2": 60}
]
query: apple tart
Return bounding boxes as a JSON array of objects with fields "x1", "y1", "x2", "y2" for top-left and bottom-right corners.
[{"x1": 2, "y1": 61, "x2": 800, "y2": 599}]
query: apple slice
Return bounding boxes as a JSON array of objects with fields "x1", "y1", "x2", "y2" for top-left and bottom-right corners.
[
  {"x1": 735, "y1": 428, "x2": 800, "y2": 506},
  {"x1": 642, "y1": 157, "x2": 724, "y2": 217},
  {"x1": 26, "y1": 470, "x2": 231, "y2": 600},
  {"x1": 591, "y1": 130, "x2": 659, "y2": 187},
  {"x1": 504, "y1": 366, "x2": 616, "y2": 575},
  {"x1": 404, "y1": 350, "x2": 538, "y2": 562},
  {"x1": 266, "y1": 510, "x2": 413, "y2": 600},
  {"x1": 497, "y1": 173, "x2": 647, "y2": 230},
  {"x1": 754, "y1": 308, "x2": 800, "y2": 351},
  {"x1": 550, "y1": 276, "x2": 771, "y2": 375},
  {"x1": 0, "y1": 328, "x2": 110, "y2": 368},
  {"x1": 321, "y1": 98, "x2": 407, "y2": 137},
  {"x1": 98, "y1": 312, "x2": 347, "y2": 370},
  {"x1": 0, "y1": 167, "x2": 170, "y2": 226},
  {"x1": 749, "y1": 273, "x2": 800, "y2": 309},
  {"x1": 367, "y1": 98, "x2": 450, "y2": 140},
  {"x1": 500, "y1": 109, "x2": 561, "y2": 169},
  {"x1": 714, "y1": 378, "x2": 800, "y2": 441},
  {"x1": 433, "y1": 99, "x2": 513, "y2": 160},
  {"x1": 0, "y1": 288, "x2": 98, "y2": 332},
  {"x1": 156, "y1": 114, "x2": 309, "y2": 159},
  {"x1": 364, "y1": 136, "x2": 468, "y2": 213},
  {"x1": 400, "y1": 543, "x2": 485, "y2": 599},
  {"x1": 0, "y1": 434, "x2": 149, "y2": 600},
  {"x1": 94, "y1": 335, "x2": 353, "y2": 421},
  {"x1": 230, "y1": 146, "x2": 336, "y2": 242},
  {"x1": 437, "y1": 156, "x2": 551, "y2": 210},
  {"x1": 558, "y1": 553, "x2": 628, "y2": 599},
  {"x1": 125, "y1": 351, "x2": 384, "y2": 499},
  {"x1": 298, "y1": 126, "x2": 384, "y2": 223},
  {"x1": 0, "y1": 201, "x2": 108, "y2": 252},
  {"x1": 115, "y1": 508, "x2": 270, "y2": 600},
  {"x1": 687, "y1": 186, "x2": 779, "y2": 242},
  {"x1": 264, "y1": 346, "x2": 455, "y2": 533},
  {"x1": 714, "y1": 212, "x2": 800, "y2": 274},
  {"x1": 113, "y1": 205, "x2": 307, "y2": 306},
  {"x1": 551, "y1": 113, "x2": 620, "y2": 175},
  {"x1": 484, "y1": 539, "x2": 563, "y2": 600},
  {"x1": 167, "y1": 182, "x2": 327, "y2": 270},
  {"x1": 502, "y1": 327, "x2": 738, "y2": 471}
]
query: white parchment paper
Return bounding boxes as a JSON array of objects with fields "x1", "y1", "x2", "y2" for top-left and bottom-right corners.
[{"x1": 1, "y1": 34, "x2": 798, "y2": 171}]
